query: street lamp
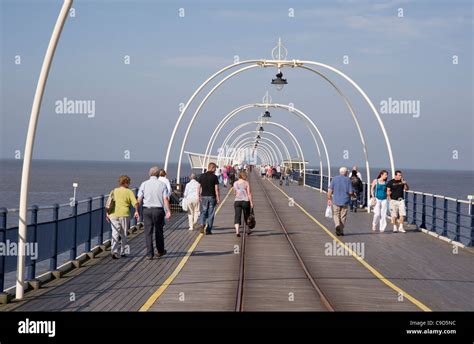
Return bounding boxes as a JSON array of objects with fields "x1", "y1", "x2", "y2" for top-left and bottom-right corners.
[
  {"x1": 271, "y1": 71, "x2": 287, "y2": 91},
  {"x1": 258, "y1": 126, "x2": 264, "y2": 132},
  {"x1": 262, "y1": 110, "x2": 271, "y2": 118}
]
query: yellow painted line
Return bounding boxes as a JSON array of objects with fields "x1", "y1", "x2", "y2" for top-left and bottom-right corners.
[
  {"x1": 267, "y1": 180, "x2": 432, "y2": 312},
  {"x1": 139, "y1": 188, "x2": 233, "y2": 312}
]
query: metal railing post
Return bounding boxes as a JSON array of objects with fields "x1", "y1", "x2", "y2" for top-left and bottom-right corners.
[
  {"x1": 27, "y1": 205, "x2": 38, "y2": 280},
  {"x1": 70, "y1": 201, "x2": 78, "y2": 260},
  {"x1": 431, "y1": 197, "x2": 437, "y2": 232},
  {"x1": 49, "y1": 204, "x2": 59, "y2": 271},
  {"x1": 85, "y1": 198, "x2": 92, "y2": 252},
  {"x1": 455, "y1": 201, "x2": 461, "y2": 242},
  {"x1": 470, "y1": 202, "x2": 474, "y2": 246},
  {"x1": 411, "y1": 193, "x2": 417, "y2": 226},
  {"x1": 0, "y1": 208, "x2": 7, "y2": 292},
  {"x1": 99, "y1": 195, "x2": 104, "y2": 244},
  {"x1": 442, "y1": 197, "x2": 448, "y2": 237},
  {"x1": 421, "y1": 194, "x2": 426, "y2": 229}
]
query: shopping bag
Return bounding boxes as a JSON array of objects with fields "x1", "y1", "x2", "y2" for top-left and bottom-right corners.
[{"x1": 325, "y1": 205, "x2": 333, "y2": 218}]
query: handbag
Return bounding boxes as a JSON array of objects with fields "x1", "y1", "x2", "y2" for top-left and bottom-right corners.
[
  {"x1": 105, "y1": 189, "x2": 115, "y2": 214},
  {"x1": 369, "y1": 182, "x2": 378, "y2": 207},
  {"x1": 247, "y1": 207, "x2": 256, "y2": 229}
]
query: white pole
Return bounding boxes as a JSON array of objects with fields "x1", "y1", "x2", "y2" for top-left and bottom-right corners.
[{"x1": 16, "y1": 0, "x2": 73, "y2": 300}]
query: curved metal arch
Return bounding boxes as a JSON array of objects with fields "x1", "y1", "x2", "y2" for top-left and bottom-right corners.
[
  {"x1": 224, "y1": 130, "x2": 292, "y2": 167},
  {"x1": 236, "y1": 144, "x2": 274, "y2": 166},
  {"x1": 218, "y1": 120, "x2": 306, "y2": 183},
  {"x1": 226, "y1": 134, "x2": 287, "y2": 163},
  {"x1": 229, "y1": 138, "x2": 282, "y2": 165},
  {"x1": 164, "y1": 60, "x2": 262, "y2": 170},
  {"x1": 215, "y1": 121, "x2": 300, "y2": 168},
  {"x1": 166, "y1": 59, "x2": 394, "y2": 188},
  {"x1": 207, "y1": 104, "x2": 328, "y2": 190}
]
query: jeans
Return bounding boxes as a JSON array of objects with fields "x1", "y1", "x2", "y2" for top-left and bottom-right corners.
[{"x1": 199, "y1": 196, "x2": 217, "y2": 232}]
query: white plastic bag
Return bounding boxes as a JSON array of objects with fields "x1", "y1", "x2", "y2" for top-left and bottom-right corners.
[
  {"x1": 325, "y1": 205, "x2": 333, "y2": 218},
  {"x1": 181, "y1": 197, "x2": 188, "y2": 211}
]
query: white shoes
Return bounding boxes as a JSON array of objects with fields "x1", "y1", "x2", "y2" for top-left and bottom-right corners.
[
  {"x1": 393, "y1": 225, "x2": 398, "y2": 232},
  {"x1": 372, "y1": 225, "x2": 377, "y2": 231},
  {"x1": 398, "y1": 225, "x2": 406, "y2": 233},
  {"x1": 188, "y1": 227, "x2": 193, "y2": 231}
]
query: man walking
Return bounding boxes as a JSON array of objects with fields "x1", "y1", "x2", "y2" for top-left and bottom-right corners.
[
  {"x1": 387, "y1": 170, "x2": 409, "y2": 233},
  {"x1": 327, "y1": 167, "x2": 354, "y2": 236},
  {"x1": 198, "y1": 162, "x2": 220, "y2": 235},
  {"x1": 138, "y1": 166, "x2": 171, "y2": 260}
]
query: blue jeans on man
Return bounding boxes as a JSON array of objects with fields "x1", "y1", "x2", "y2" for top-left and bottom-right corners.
[{"x1": 199, "y1": 196, "x2": 217, "y2": 234}]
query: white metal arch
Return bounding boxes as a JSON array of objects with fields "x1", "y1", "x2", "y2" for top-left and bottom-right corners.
[
  {"x1": 216, "y1": 121, "x2": 301, "y2": 170},
  {"x1": 226, "y1": 134, "x2": 286, "y2": 163},
  {"x1": 236, "y1": 144, "x2": 274, "y2": 166},
  {"x1": 205, "y1": 103, "x2": 330, "y2": 190},
  {"x1": 217, "y1": 120, "x2": 307, "y2": 184},
  {"x1": 229, "y1": 138, "x2": 282, "y2": 165},
  {"x1": 165, "y1": 59, "x2": 395, "y2": 186},
  {"x1": 223, "y1": 130, "x2": 292, "y2": 167}
]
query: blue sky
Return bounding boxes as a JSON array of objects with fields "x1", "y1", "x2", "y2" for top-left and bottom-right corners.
[{"x1": 0, "y1": 0, "x2": 472, "y2": 170}]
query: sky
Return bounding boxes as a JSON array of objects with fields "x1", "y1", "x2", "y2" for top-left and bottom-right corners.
[{"x1": 0, "y1": 0, "x2": 473, "y2": 170}]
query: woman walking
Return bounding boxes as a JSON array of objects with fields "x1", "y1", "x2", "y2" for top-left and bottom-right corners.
[
  {"x1": 183, "y1": 173, "x2": 200, "y2": 231},
  {"x1": 371, "y1": 170, "x2": 389, "y2": 232},
  {"x1": 106, "y1": 175, "x2": 139, "y2": 259},
  {"x1": 233, "y1": 171, "x2": 254, "y2": 237}
]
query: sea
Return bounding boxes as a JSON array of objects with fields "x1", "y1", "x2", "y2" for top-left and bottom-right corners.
[{"x1": 0, "y1": 159, "x2": 472, "y2": 209}]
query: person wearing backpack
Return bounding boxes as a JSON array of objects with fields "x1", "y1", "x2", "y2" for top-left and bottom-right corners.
[{"x1": 350, "y1": 170, "x2": 363, "y2": 212}]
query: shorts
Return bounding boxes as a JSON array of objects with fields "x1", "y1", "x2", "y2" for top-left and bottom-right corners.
[{"x1": 389, "y1": 199, "x2": 406, "y2": 218}]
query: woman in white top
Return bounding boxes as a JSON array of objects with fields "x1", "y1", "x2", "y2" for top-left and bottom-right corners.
[
  {"x1": 233, "y1": 171, "x2": 254, "y2": 237},
  {"x1": 183, "y1": 173, "x2": 200, "y2": 231},
  {"x1": 158, "y1": 169, "x2": 172, "y2": 198}
]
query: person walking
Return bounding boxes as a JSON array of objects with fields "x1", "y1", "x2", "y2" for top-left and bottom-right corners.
[
  {"x1": 106, "y1": 175, "x2": 139, "y2": 259},
  {"x1": 233, "y1": 171, "x2": 254, "y2": 237},
  {"x1": 198, "y1": 162, "x2": 220, "y2": 235},
  {"x1": 371, "y1": 170, "x2": 389, "y2": 232},
  {"x1": 387, "y1": 170, "x2": 409, "y2": 233},
  {"x1": 223, "y1": 168, "x2": 229, "y2": 188},
  {"x1": 229, "y1": 165, "x2": 236, "y2": 187},
  {"x1": 260, "y1": 164, "x2": 266, "y2": 178},
  {"x1": 158, "y1": 169, "x2": 172, "y2": 198},
  {"x1": 183, "y1": 173, "x2": 200, "y2": 231},
  {"x1": 350, "y1": 170, "x2": 363, "y2": 212},
  {"x1": 327, "y1": 167, "x2": 354, "y2": 236},
  {"x1": 138, "y1": 166, "x2": 171, "y2": 260}
]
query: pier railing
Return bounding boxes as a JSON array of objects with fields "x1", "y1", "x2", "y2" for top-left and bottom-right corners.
[
  {"x1": 291, "y1": 171, "x2": 473, "y2": 247},
  {"x1": 0, "y1": 177, "x2": 189, "y2": 293}
]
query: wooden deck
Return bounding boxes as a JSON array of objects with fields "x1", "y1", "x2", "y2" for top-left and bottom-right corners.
[{"x1": 2, "y1": 171, "x2": 473, "y2": 312}]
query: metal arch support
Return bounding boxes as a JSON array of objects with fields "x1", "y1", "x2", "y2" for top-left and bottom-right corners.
[
  {"x1": 226, "y1": 134, "x2": 286, "y2": 164},
  {"x1": 219, "y1": 120, "x2": 307, "y2": 184},
  {"x1": 15, "y1": 0, "x2": 73, "y2": 300},
  {"x1": 229, "y1": 138, "x2": 282, "y2": 165},
  {"x1": 299, "y1": 60, "x2": 394, "y2": 176},
  {"x1": 235, "y1": 144, "x2": 274, "y2": 166},
  {"x1": 163, "y1": 60, "x2": 262, "y2": 171},
  {"x1": 175, "y1": 64, "x2": 260, "y2": 187},
  {"x1": 215, "y1": 121, "x2": 300, "y2": 170},
  {"x1": 206, "y1": 104, "x2": 328, "y2": 190},
  {"x1": 298, "y1": 65, "x2": 371, "y2": 210},
  {"x1": 224, "y1": 130, "x2": 292, "y2": 167}
]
